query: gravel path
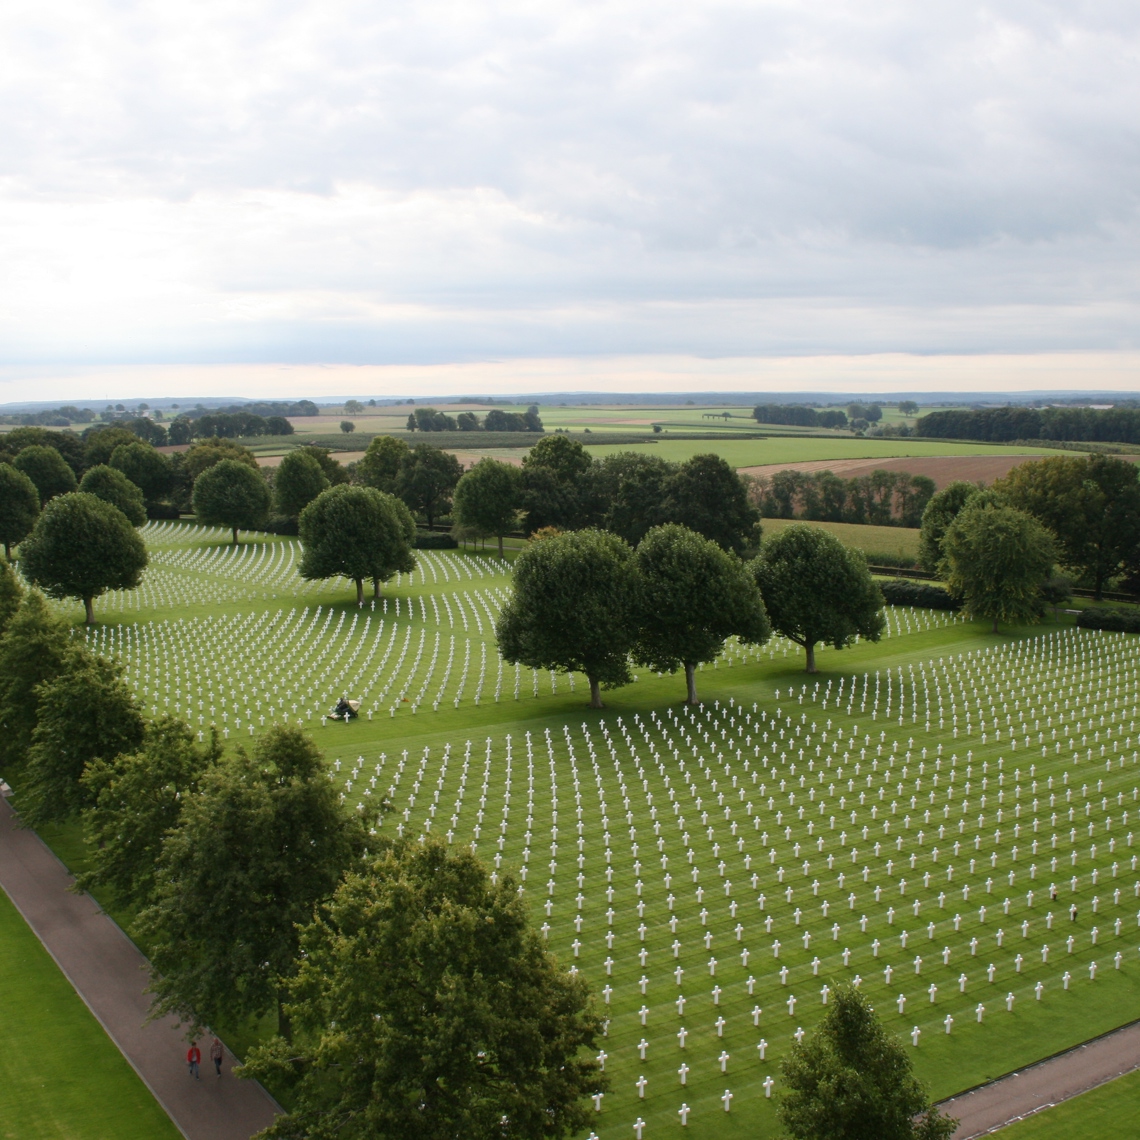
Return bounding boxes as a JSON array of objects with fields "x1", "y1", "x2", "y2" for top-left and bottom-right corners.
[
  {"x1": 0, "y1": 796, "x2": 280, "y2": 1140},
  {"x1": 939, "y1": 1020, "x2": 1140, "y2": 1138}
]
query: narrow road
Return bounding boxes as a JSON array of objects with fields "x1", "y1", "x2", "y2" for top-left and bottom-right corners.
[
  {"x1": 940, "y1": 1020, "x2": 1140, "y2": 1138},
  {"x1": 0, "y1": 796, "x2": 280, "y2": 1140}
]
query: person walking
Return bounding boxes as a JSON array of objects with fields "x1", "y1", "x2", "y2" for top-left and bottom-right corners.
[
  {"x1": 187, "y1": 1042, "x2": 201, "y2": 1080},
  {"x1": 210, "y1": 1037, "x2": 224, "y2": 1078}
]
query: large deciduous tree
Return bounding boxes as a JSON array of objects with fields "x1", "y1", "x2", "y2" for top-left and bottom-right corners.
[
  {"x1": 994, "y1": 454, "x2": 1140, "y2": 599},
  {"x1": 0, "y1": 591, "x2": 78, "y2": 773},
  {"x1": 0, "y1": 555, "x2": 23, "y2": 634},
  {"x1": 19, "y1": 492, "x2": 148, "y2": 623},
  {"x1": 752, "y1": 524, "x2": 884, "y2": 673},
  {"x1": 135, "y1": 726, "x2": 367, "y2": 1039},
  {"x1": 78, "y1": 464, "x2": 147, "y2": 526},
  {"x1": 356, "y1": 435, "x2": 409, "y2": 493},
  {"x1": 78, "y1": 718, "x2": 221, "y2": 908},
  {"x1": 242, "y1": 839, "x2": 606, "y2": 1140},
  {"x1": 520, "y1": 435, "x2": 594, "y2": 532},
  {"x1": 273, "y1": 448, "x2": 329, "y2": 520},
  {"x1": 14, "y1": 445, "x2": 78, "y2": 501},
  {"x1": 779, "y1": 984, "x2": 956, "y2": 1140},
  {"x1": 21, "y1": 653, "x2": 145, "y2": 826},
  {"x1": 917, "y1": 481, "x2": 980, "y2": 572},
  {"x1": 942, "y1": 500, "x2": 1055, "y2": 632},
  {"x1": 395, "y1": 444, "x2": 463, "y2": 528},
  {"x1": 109, "y1": 441, "x2": 173, "y2": 503},
  {"x1": 0, "y1": 462, "x2": 40, "y2": 557},
  {"x1": 593, "y1": 453, "x2": 674, "y2": 546},
  {"x1": 662, "y1": 453, "x2": 761, "y2": 556},
  {"x1": 632, "y1": 524, "x2": 770, "y2": 704},
  {"x1": 299, "y1": 484, "x2": 416, "y2": 605},
  {"x1": 192, "y1": 458, "x2": 271, "y2": 543},
  {"x1": 496, "y1": 529, "x2": 636, "y2": 708},
  {"x1": 452, "y1": 457, "x2": 521, "y2": 557}
]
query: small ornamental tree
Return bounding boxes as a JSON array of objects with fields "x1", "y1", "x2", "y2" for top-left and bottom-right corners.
[
  {"x1": 192, "y1": 458, "x2": 271, "y2": 543},
  {"x1": 395, "y1": 444, "x2": 463, "y2": 528},
  {"x1": 356, "y1": 435, "x2": 409, "y2": 494},
  {"x1": 19, "y1": 492, "x2": 148, "y2": 623},
  {"x1": 632, "y1": 524, "x2": 770, "y2": 704},
  {"x1": 299, "y1": 484, "x2": 416, "y2": 605},
  {"x1": 109, "y1": 441, "x2": 173, "y2": 502},
  {"x1": 917, "y1": 481, "x2": 980, "y2": 572},
  {"x1": 273, "y1": 448, "x2": 329, "y2": 520},
  {"x1": 79, "y1": 717, "x2": 222, "y2": 908},
  {"x1": 78, "y1": 464, "x2": 147, "y2": 526},
  {"x1": 135, "y1": 726, "x2": 367, "y2": 1039},
  {"x1": 241, "y1": 839, "x2": 606, "y2": 1140},
  {"x1": 14, "y1": 444, "x2": 78, "y2": 501},
  {"x1": 753, "y1": 524, "x2": 884, "y2": 673},
  {"x1": 22, "y1": 653, "x2": 145, "y2": 826},
  {"x1": 452, "y1": 457, "x2": 521, "y2": 557},
  {"x1": 496, "y1": 529, "x2": 636, "y2": 708},
  {"x1": 0, "y1": 462, "x2": 40, "y2": 557},
  {"x1": 0, "y1": 591, "x2": 78, "y2": 772},
  {"x1": 779, "y1": 984, "x2": 956, "y2": 1140},
  {"x1": 942, "y1": 501, "x2": 1056, "y2": 633}
]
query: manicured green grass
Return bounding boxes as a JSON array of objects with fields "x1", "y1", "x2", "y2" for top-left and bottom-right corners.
[
  {"x1": 12, "y1": 520, "x2": 1140, "y2": 1138},
  {"x1": 0, "y1": 887, "x2": 180, "y2": 1140},
  {"x1": 760, "y1": 518, "x2": 920, "y2": 560},
  {"x1": 994, "y1": 1066, "x2": 1140, "y2": 1140}
]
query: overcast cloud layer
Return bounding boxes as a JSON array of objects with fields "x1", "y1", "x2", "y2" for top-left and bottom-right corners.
[{"x1": 1, "y1": 0, "x2": 1139, "y2": 380}]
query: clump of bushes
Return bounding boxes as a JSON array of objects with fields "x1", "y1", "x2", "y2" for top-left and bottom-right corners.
[
  {"x1": 414, "y1": 531, "x2": 458, "y2": 549},
  {"x1": 1077, "y1": 608, "x2": 1140, "y2": 633},
  {"x1": 878, "y1": 579, "x2": 960, "y2": 610}
]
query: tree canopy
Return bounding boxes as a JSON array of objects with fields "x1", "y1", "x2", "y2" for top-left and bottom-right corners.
[
  {"x1": 662, "y1": 453, "x2": 761, "y2": 555},
  {"x1": 496, "y1": 529, "x2": 636, "y2": 708},
  {"x1": 452, "y1": 457, "x2": 520, "y2": 556},
  {"x1": 753, "y1": 524, "x2": 884, "y2": 672},
  {"x1": 632, "y1": 524, "x2": 770, "y2": 703},
  {"x1": 918, "y1": 481, "x2": 981, "y2": 571},
  {"x1": 356, "y1": 435, "x2": 409, "y2": 493},
  {"x1": 273, "y1": 448, "x2": 329, "y2": 519},
  {"x1": 779, "y1": 984, "x2": 956, "y2": 1140},
  {"x1": 994, "y1": 454, "x2": 1140, "y2": 598},
  {"x1": 0, "y1": 555, "x2": 23, "y2": 635},
  {"x1": 191, "y1": 458, "x2": 271, "y2": 543},
  {"x1": 22, "y1": 653, "x2": 145, "y2": 826},
  {"x1": 13, "y1": 445, "x2": 78, "y2": 501},
  {"x1": 242, "y1": 839, "x2": 605, "y2": 1140},
  {"x1": 0, "y1": 461, "x2": 40, "y2": 557},
  {"x1": 109, "y1": 441, "x2": 172, "y2": 502},
  {"x1": 395, "y1": 444, "x2": 463, "y2": 528},
  {"x1": 19, "y1": 492, "x2": 148, "y2": 623},
  {"x1": 299, "y1": 484, "x2": 416, "y2": 605},
  {"x1": 135, "y1": 726, "x2": 367, "y2": 1038},
  {"x1": 182, "y1": 438, "x2": 260, "y2": 482},
  {"x1": 78, "y1": 464, "x2": 147, "y2": 526},
  {"x1": 942, "y1": 500, "x2": 1055, "y2": 632}
]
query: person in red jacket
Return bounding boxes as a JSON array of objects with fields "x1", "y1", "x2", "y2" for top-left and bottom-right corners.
[{"x1": 187, "y1": 1042, "x2": 201, "y2": 1080}]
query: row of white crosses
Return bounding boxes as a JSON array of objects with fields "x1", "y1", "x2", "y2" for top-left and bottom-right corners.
[{"x1": 376, "y1": 626, "x2": 1140, "y2": 1136}]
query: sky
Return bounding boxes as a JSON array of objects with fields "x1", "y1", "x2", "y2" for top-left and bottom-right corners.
[{"x1": 1, "y1": 0, "x2": 1139, "y2": 402}]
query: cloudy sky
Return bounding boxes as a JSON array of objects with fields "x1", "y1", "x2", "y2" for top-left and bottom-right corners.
[{"x1": 2, "y1": 0, "x2": 1138, "y2": 400}]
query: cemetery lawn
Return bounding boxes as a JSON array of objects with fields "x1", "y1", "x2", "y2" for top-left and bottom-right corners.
[
  {"x1": 0, "y1": 887, "x2": 181, "y2": 1140},
  {"x1": 995, "y1": 1066, "x2": 1140, "y2": 1140},
  {"x1": 9, "y1": 519, "x2": 1140, "y2": 1138}
]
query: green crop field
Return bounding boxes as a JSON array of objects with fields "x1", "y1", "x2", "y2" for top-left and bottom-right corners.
[
  {"x1": 8, "y1": 520, "x2": 1140, "y2": 1138},
  {"x1": 760, "y1": 519, "x2": 921, "y2": 561},
  {"x1": 0, "y1": 887, "x2": 181, "y2": 1140}
]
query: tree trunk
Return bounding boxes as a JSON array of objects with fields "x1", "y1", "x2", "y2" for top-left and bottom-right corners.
[
  {"x1": 805, "y1": 642, "x2": 817, "y2": 673},
  {"x1": 232, "y1": 526, "x2": 239, "y2": 545},
  {"x1": 685, "y1": 661, "x2": 699, "y2": 705},
  {"x1": 277, "y1": 992, "x2": 293, "y2": 1043},
  {"x1": 588, "y1": 676, "x2": 604, "y2": 709},
  {"x1": 498, "y1": 533, "x2": 504, "y2": 559},
  {"x1": 84, "y1": 596, "x2": 95, "y2": 625},
  {"x1": 355, "y1": 577, "x2": 364, "y2": 606},
  {"x1": 372, "y1": 577, "x2": 380, "y2": 598},
  {"x1": 3, "y1": 541, "x2": 9, "y2": 560},
  {"x1": 992, "y1": 616, "x2": 1000, "y2": 634}
]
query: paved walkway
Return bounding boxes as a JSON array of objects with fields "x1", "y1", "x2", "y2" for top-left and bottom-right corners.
[
  {"x1": 940, "y1": 1020, "x2": 1140, "y2": 1138},
  {"x1": 0, "y1": 796, "x2": 280, "y2": 1140}
]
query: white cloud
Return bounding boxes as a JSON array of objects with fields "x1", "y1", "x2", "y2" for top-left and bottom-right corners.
[{"x1": 0, "y1": 0, "x2": 1138, "y2": 387}]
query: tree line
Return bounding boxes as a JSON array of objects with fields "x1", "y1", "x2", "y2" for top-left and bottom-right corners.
[
  {"x1": 752, "y1": 402, "x2": 891, "y2": 430},
  {"x1": 748, "y1": 467, "x2": 936, "y2": 527},
  {"x1": 916, "y1": 404, "x2": 1140, "y2": 444},
  {"x1": 405, "y1": 404, "x2": 544, "y2": 432}
]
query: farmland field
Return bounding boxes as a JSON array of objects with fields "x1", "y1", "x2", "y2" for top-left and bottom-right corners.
[
  {"x1": 9, "y1": 520, "x2": 1140, "y2": 1138},
  {"x1": 759, "y1": 518, "x2": 921, "y2": 561}
]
